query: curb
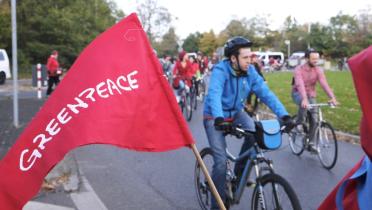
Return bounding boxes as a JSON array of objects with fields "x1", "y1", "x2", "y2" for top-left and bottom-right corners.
[{"x1": 44, "y1": 152, "x2": 80, "y2": 192}]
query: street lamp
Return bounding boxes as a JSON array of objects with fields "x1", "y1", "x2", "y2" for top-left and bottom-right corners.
[{"x1": 284, "y1": 40, "x2": 290, "y2": 59}]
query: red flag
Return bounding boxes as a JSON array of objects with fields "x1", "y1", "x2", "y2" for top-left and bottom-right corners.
[{"x1": 0, "y1": 13, "x2": 194, "y2": 209}]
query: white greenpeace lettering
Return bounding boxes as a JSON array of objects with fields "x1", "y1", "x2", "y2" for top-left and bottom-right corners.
[
  {"x1": 19, "y1": 70, "x2": 140, "y2": 171},
  {"x1": 127, "y1": 70, "x2": 139, "y2": 89},
  {"x1": 19, "y1": 149, "x2": 42, "y2": 171},
  {"x1": 57, "y1": 108, "x2": 72, "y2": 124}
]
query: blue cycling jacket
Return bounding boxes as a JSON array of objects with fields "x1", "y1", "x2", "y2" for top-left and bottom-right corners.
[{"x1": 203, "y1": 59, "x2": 288, "y2": 119}]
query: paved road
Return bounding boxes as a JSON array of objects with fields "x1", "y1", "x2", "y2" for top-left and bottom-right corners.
[
  {"x1": 0, "y1": 80, "x2": 365, "y2": 210},
  {"x1": 73, "y1": 104, "x2": 364, "y2": 210}
]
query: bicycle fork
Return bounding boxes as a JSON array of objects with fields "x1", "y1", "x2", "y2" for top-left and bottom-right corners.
[{"x1": 254, "y1": 161, "x2": 267, "y2": 210}]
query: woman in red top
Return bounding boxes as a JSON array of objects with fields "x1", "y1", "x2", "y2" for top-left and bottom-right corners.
[
  {"x1": 46, "y1": 50, "x2": 61, "y2": 96},
  {"x1": 172, "y1": 51, "x2": 193, "y2": 89}
]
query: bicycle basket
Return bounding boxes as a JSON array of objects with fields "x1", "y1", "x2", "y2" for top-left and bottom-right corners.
[{"x1": 255, "y1": 119, "x2": 282, "y2": 150}]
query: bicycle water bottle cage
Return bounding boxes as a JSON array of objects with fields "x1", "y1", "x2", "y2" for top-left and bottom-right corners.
[{"x1": 255, "y1": 120, "x2": 282, "y2": 150}]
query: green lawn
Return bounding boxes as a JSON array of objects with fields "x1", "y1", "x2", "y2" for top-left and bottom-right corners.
[{"x1": 264, "y1": 71, "x2": 361, "y2": 135}]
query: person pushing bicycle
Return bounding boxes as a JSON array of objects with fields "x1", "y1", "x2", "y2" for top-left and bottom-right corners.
[
  {"x1": 203, "y1": 36, "x2": 294, "y2": 210},
  {"x1": 291, "y1": 48, "x2": 339, "y2": 148}
]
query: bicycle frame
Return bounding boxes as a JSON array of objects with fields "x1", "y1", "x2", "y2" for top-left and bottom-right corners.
[
  {"x1": 225, "y1": 143, "x2": 274, "y2": 204},
  {"x1": 306, "y1": 103, "x2": 333, "y2": 142}
]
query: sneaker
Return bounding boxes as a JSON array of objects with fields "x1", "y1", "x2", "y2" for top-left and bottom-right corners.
[{"x1": 246, "y1": 179, "x2": 256, "y2": 187}]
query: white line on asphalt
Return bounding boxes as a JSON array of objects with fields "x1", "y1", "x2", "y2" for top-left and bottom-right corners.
[
  {"x1": 23, "y1": 201, "x2": 74, "y2": 210},
  {"x1": 70, "y1": 172, "x2": 108, "y2": 210}
]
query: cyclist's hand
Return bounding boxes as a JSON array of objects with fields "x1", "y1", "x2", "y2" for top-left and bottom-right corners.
[
  {"x1": 301, "y1": 99, "x2": 308, "y2": 109},
  {"x1": 280, "y1": 115, "x2": 295, "y2": 133},
  {"x1": 328, "y1": 98, "x2": 339, "y2": 106},
  {"x1": 214, "y1": 117, "x2": 232, "y2": 132}
]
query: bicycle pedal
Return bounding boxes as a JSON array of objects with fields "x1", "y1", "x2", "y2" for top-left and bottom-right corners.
[{"x1": 308, "y1": 145, "x2": 318, "y2": 154}]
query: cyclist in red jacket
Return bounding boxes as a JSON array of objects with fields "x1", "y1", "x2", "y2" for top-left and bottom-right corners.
[{"x1": 172, "y1": 51, "x2": 193, "y2": 89}]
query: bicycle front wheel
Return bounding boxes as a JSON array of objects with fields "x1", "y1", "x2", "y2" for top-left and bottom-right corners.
[
  {"x1": 195, "y1": 148, "x2": 214, "y2": 210},
  {"x1": 289, "y1": 122, "x2": 307, "y2": 156},
  {"x1": 191, "y1": 86, "x2": 198, "y2": 110},
  {"x1": 251, "y1": 173, "x2": 302, "y2": 210},
  {"x1": 316, "y1": 122, "x2": 338, "y2": 169},
  {"x1": 184, "y1": 93, "x2": 192, "y2": 121}
]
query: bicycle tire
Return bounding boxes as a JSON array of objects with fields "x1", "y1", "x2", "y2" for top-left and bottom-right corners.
[
  {"x1": 316, "y1": 122, "x2": 338, "y2": 169},
  {"x1": 192, "y1": 85, "x2": 198, "y2": 110},
  {"x1": 184, "y1": 93, "x2": 192, "y2": 121},
  {"x1": 198, "y1": 80, "x2": 206, "y2": 102},
  {"x1": 194, "y1": 147, "x2": 214, "y2": 210},
  {"x1": 288, "y1": 115, "x2": 307, "y2": 156},
  {"x1": 251, "y1": 173, "x2": 302, "y2": 210}
]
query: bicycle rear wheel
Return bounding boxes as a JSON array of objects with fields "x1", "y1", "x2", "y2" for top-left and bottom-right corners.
[
  {"x1": 195, "y1": 148, "x2": 214, "y2": 210},
  {"x1": 316, "y1": 122, "x2": 338, "y2": 169},
  {"x1": 251, "y1": 173, "x2": 302, "y2": 210},
  {"x1": 288, "y1": 120, "x2": 307, "y2": 156}
]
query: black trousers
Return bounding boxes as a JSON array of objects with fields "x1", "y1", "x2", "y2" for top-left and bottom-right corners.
[{"x1": 46, "y1": 76, "x2": 60, "y2": 96}]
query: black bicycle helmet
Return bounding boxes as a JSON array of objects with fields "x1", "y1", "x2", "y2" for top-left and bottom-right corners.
[
  {"x1": 224, "y1": 36, "x2": 253, "y2": 58},
  {"x1": 305, "y1": 48, "x2": 318, "y2": 58}
]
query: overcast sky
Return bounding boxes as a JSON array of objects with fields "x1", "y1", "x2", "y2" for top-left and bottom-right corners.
[{"x1": 115, "y1": 0, "x2": 371, "y2": 39}]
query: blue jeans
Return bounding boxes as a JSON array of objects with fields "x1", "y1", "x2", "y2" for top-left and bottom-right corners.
[
  {"x1": 292, "y1": 91, "x2": 318, "y2": 142},
  {"x1": 203, "y1": 110, "x2": 255, "y2": 210}
]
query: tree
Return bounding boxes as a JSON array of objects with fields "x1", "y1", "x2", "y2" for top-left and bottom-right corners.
[
  {"x1": 0, "y1": 0, "x2": 11, "y2": 50},
  {"x1": 281, "y1": 16, "x2": 308, "y2": 53},
  {"x1": 199, "y1": 30, "x2": 217, "y2": 56},
  {"x1": 182, "y1": 32, "x2": 201, "y2": 53},
  {"x1": 328, "y1": 12, "x2": 359, "y2": 57},
  {"x1": 155, "y1": 27, "x2": 179, "y2": 57},
  {"x1": 218, "y1": 19, "x2": 250, "y2": 46},
  {"x1": 2, "y1": 0, "x2": 123, "y2": 70},
  {"x1": 136, "y1": 0, "x2": 172, "y2": 44}
]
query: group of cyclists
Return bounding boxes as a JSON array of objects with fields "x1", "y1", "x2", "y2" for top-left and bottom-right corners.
[{"x1": 161, "y1": 36, "x2": 338, "y2": 210}]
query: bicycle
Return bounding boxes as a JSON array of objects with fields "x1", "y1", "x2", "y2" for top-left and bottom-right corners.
[
  {"x1": 195, "y1": 120, "x2": 302, "y2": 210},
  {"x1": 190, "y1": 77, "x2": 198, "y2": 111},
  {"x1": 196, "y1": 73, "x2": 207, "y2": 103},
  {"x1": 288, "y1": 103, "x2": 338, "y2": 169},
  {"x1": 177, "y1": 81, "x2": 193, "y2": 121}
]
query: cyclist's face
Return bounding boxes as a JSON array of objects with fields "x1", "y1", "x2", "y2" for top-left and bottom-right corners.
[
  {"x1": 236, "y1": 48, "x2": 252, "y2": 71},
  {"x1": 308, "y1": 52, "x2": 319, "y2": 67}
]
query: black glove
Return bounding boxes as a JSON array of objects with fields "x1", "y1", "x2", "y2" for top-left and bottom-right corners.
[
  {"x1": 281, "y1": 115, "x2": 295, "y2": 133},
  {"x1": 214, "y1": 117, "x2": 232, "y2": 132}
]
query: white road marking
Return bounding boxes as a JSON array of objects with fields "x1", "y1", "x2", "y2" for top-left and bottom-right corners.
[
  {"x1": 70, "y1": 172, "x2": 108, "y2": 210},
  {"x1": 23, "y1": 201, "x2": 74, "y2": 210}
]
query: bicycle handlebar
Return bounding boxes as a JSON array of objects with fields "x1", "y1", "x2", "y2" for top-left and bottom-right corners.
[
  {"x1": 307, "y1": 102, "x2": 336, "y2": 109},
  {"x1": 227, "y1": 124, "x2": 291, "y2": 139}
]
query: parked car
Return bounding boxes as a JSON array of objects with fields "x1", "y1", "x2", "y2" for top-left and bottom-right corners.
[
  {"x1": 0, "y1": 49, "x2": 11, "y2": 85},
  {"x1": 287, "y1": 51, "x2": 325, "y2": 69},
  {"x1": 287, "y1": 51, "x2": 306, "y2": 69},
  {"x1": 254, "y1": 51, "x2": 285, "y2": 71}
]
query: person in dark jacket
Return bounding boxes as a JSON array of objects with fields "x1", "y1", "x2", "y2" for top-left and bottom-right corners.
[{"x1": 203, "y1": 36, "x2": 293, "y2": 209}]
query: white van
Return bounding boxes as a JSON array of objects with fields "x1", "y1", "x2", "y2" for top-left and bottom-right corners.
[
  {"x1": 254, "y1": 51, "x2": 285, "y2": 71},
  {"x1": 287, "y1": 51, "x2": 306, "y2": 69},
  {"x1": 0, "y1": 49, "x2": 11, "y2": 85}
]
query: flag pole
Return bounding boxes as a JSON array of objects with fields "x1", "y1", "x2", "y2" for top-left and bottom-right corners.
[{"x1": 191, "y1": 144, "x2": 226, "y2": 210}]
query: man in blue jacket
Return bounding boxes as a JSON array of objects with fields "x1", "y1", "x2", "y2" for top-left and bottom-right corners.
[{"x1": 203, "y1": 36, "x2": 292, "y2": 209}]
